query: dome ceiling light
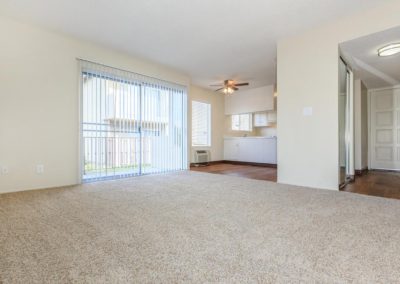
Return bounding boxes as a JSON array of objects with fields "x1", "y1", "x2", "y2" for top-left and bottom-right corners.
[{"x1": 378, "y1": 43, "x2": 400, "y2": 57}]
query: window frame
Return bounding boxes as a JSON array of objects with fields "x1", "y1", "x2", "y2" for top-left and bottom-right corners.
[
  {"x1": 191, "y1": 100, "x2": 212, "y2": 147},
  {"x1": 231, "y1": 113, "x2": 253, "y2": 132}
]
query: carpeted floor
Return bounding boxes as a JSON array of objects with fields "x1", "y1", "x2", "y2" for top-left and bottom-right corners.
[{"x1": 1, "y1": 171, "x2": 400, "y2": 283}]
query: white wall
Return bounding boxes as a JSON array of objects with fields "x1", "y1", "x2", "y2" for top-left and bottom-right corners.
[
  {"x1": 257, "y1": 126, "x2": 277, "y2": 137},
  {"x1": 277, "y1": 1, "x2": 400, "y2": 190},
  {"x1": 354, "y1": 79, "x2": 368, "y2": 171},
  {"x1": 0, "y1": 16, "x2": 194, "y2": 193},
  {"x1": 189, "y1": 86, "x2": 225, "y2": 163}
]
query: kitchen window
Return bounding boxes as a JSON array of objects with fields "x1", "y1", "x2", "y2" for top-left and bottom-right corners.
[{"x1": 232, "y1": 113, "x2": 252, "y2": 131}]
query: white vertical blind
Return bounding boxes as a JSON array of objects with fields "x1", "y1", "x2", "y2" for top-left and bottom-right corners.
[
  {"x1": 192, "y1": 101, "x2": 211, "y2": 146},
  {"x1": 79, "y1": 59, "x2": 188, "y2": 181}
]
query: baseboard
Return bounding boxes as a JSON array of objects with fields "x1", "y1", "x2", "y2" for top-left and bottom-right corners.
[
  {"x1": 222, "y1": 160, "x2": 277, "y2": 168},
  {"x1": 190, "y1": 161, "x2": 224, "y2": 167},
  {"x1": 190, "y1": 160, "x2": 278, "y2": 168},
  {"x1": 355, "y1": 168, "x2": 369, "y2": 176},
  {"x1": 371, "y1": 169, "x2": 400, "y2": 173}
]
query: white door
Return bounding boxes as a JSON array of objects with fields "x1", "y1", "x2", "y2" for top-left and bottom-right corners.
[{"x1": 370, "y1": 87, "x2": 400, "y2": 170}]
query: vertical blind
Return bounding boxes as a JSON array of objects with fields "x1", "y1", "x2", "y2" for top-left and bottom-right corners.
[
  {"x1": 192, "y1": 101, "x2": 211, "y2": 146},
  {"x1": 79, "y1": 59, "x2": 188, "y2": 181}
]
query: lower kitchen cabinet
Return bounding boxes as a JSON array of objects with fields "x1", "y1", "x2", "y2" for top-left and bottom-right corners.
[{"x1": 224, "y1": 137, "x2": 277, "y2": 164}]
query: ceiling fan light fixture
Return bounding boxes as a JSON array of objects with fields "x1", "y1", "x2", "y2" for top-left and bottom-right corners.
[
  {"x1": 223, "y1": 87, "x2": 234, "y2": 95},
  {"x1": 378, "y1": 43, "x2": 400, "y2": 57},
  {"x1": 212, "y1": 79, "x2": 248, "y2": 94}
]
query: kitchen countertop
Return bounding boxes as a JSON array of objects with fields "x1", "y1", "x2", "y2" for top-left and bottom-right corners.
[{"x1": 224, "y1": 136, "x2": 277, "y2": 139}]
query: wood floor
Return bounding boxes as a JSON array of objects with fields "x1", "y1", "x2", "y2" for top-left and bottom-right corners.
[
  {"x1": 191, "y1": 163, "x2": 400, "y2": 200},
  {"x1": 343, "y1": 170, "x2": 400, "y2": 200},
  {"x1": 190, "y1": 163, "x2": 277, "y2": 182}
]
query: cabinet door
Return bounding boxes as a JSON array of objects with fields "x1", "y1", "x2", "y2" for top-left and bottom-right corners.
[
  {"x1": 240, "y1": 139, "x2": 277, "y2": 164},
  {"x1": 254, "y1": 112, "x2": 268, "y2": 127},
  {"x1": 263, "y1": 139, "x2": 277, "y2": 164},
  {"x1": 237, "y1": 139, "x2": 263, "y2": 163},
  {"x1": 267, "y1": 111, "x2": 277, "y2": 123},
  {"x1": 224, "y1": 140, "x2": 240, "y2": 160}
]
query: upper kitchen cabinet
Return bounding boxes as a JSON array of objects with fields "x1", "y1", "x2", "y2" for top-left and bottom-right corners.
[
  {"x1": 224, "y1": 85, "x2": 274, "y2": 115},
  {"x1": 254, "y1": 112, "x2": 268, "y2": 127},
  {"x1": 267, "y1": 111, "x2": 277, "y2": 123},
  {"x1": 254, "y1": 111, "x2": 277, "y2": 127}
]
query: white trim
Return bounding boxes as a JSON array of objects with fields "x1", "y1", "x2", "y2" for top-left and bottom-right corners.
[
  {"x1": 77, "y1": 60, "x2": 84, "y2": 184},
  {"x1": 368, "y1": 89, "x2": 372, "y2": 169},
  {"x1": 346, "y1": 69, "x2": 355, "y2": 177},
  {"x1": 368, "y1": 85, "x2": 400, "y2": 92},
  {"x1": 338, "y1": 57, "x2": 355, "y2": 186}
]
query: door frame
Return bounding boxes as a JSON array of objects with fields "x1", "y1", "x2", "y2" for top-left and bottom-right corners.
[{"x1": 338, "y1": 57, "x2": 355, "y2": 187}]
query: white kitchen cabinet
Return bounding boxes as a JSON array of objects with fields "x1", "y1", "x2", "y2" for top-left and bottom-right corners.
[
  {"x1": 225, "y1": 85, "x2": 274, "y2": 115},
  {"x1": 267, "y1": 111, "x2": 277, "y2": 123},
  {"x1": 254, "y1": 112, "x2": 268, "y2": 127},
  {"x1": 254, "y1": 111, "x2": 277, "y2": 127},
  {"x1": 224, "y1": 139, "x2": 240, "y2": 161},
  {"x1": 224, "y1": 137, "x2": 277, "y2": 164}
]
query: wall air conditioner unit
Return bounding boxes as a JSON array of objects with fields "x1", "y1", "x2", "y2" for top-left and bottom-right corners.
[{"x1": 194, "y1": 150, "x2": 211, "y2": 166}]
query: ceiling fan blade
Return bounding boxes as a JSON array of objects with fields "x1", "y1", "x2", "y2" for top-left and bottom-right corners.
[
  {"x1": 215, "y1": 88, "x2": 224, "y2": 92},
  {"x1": 233, "y1": 87, "x2": 239, "y2": 91},
  {"x1": 234, "y1": 83, "x2": 249, "y2": 86},
  {"x1": 210, "y1": 84, "x2": 223, "y2": 87}
]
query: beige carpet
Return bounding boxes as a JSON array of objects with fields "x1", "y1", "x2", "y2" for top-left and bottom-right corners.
[{"x1": 1, "y1": 171, "x2": 400, "y2": 283}]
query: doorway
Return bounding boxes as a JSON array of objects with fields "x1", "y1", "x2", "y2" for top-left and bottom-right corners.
[{"x1": 339, "y1": 25, "x2": 400, "y2": 199}]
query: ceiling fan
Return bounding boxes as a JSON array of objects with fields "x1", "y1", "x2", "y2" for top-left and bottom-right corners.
[{"x1": 210, "y1": 80, "x2": 249, "y2": 95}]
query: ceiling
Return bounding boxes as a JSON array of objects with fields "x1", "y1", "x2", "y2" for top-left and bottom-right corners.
[
  {"x1": 340, "y1": 25, "x2": 400, "y2": 89},
  {"x1": 0, "y1": 0, "x2": 387, "y2": 90}
]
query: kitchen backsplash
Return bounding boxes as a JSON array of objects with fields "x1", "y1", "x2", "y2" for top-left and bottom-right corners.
[{"x1": 256, "y1": 125, "x2": 277, "y2": 137}]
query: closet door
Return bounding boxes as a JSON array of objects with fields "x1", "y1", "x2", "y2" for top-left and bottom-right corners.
[{"x1": 370, "y1": 88, "x2": 400, "y2": 170}]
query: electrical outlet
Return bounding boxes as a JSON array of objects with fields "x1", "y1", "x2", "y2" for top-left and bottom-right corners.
[
  {"x1": 36, "y1": 164, "x2": 44, "y2": 174},
  {"x1": 1, "y1": 166, "x2": 9, "y2": 174}
]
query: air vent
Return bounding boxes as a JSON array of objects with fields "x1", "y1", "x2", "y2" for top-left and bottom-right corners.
[{"x1": 194, "y1": 150, "x2": 210, "y2": 166}]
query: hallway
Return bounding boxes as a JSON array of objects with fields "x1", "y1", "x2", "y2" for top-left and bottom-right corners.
[{"x1": 343, "y1": 171, "x2": 400, "y2": 200}]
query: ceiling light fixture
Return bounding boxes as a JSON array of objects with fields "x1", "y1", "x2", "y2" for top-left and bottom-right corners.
[
  {"x1": 211, "y1": 80, "x2": 249, "y2": 95},
  {"x1": 223, "y1": 87, "x2": 234, "y2": 95},
  {"x1": 378, "y1": 43, "x2": 400, "y2": 57}
]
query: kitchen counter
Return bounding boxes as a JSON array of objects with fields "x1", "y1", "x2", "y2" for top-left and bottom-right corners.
[
  {"x1": 224, "y1": 136, "x2": 277, "y2": 139},
  {"x1": 224, "y1": 137, "x2": 277, "y2": 164}
]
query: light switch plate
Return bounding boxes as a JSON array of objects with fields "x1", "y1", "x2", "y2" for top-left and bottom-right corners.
[
  {"x1": 1, "y1": 166, "x2": 9, "y2": 174},
  {"x1": 303, "y1": 107, "x2": 313, "y2": 116},
  {"x1": 36, "y1": 164, "x2": 44, "y2": 174}
]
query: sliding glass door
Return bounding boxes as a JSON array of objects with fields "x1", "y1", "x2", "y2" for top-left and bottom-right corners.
[
  {"x1": 80, "y1": 60, "x2": 187, "y2": 182},
  {"x1": 139, "y1": 84, "x2": 187, "y2": 175}
]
